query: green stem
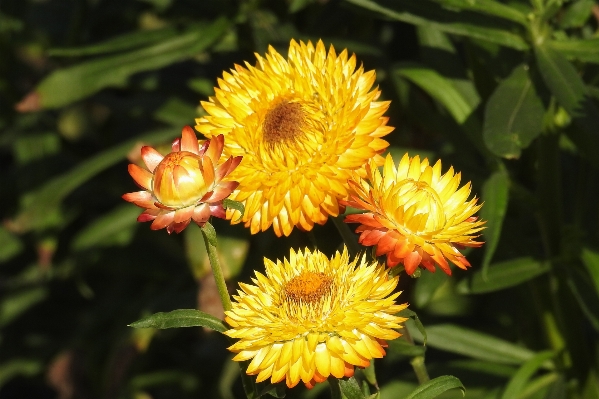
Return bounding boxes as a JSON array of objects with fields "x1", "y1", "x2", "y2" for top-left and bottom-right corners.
[
  {"x1": 331, "y1": 215, "x2": 361, "y2": 257},
  {"x1": 329, "y1": 377, "x2": 342, "y2": 399},
  {"x1": 404, "y1": 328, "x2": 430, "y2": 384},
  {"x1": 200, "y1": 224, "x2": 232, "y2": 312}
]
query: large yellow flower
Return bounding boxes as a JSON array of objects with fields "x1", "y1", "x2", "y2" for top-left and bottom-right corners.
[
  {"x1": 195, "y1": 39, "x2": 393, "y2": 236},
  {"x1": 344, "y1": 154, "x2": 485, "y2": 275},
  {"x1": 224, "y1": 247, "x2": 406, "y2": 389}
]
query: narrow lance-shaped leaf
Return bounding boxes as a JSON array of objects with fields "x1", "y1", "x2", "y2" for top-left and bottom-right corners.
[
  {"x1": 483, "y1": 64, "x2": 546, "y2": 158},
  {"x1": 129, "y1": 309, "x2": 227, "y2": 332},
  {"x1": 344, "y1": 0, "x2": 529, "y2": 50},
  {"x1": 549, "y1": 38, "x2": 599, "y2": 65},
  {"x1": 566, "y1": 267, "x2": 599, "y2": 332},
  {"x1": 480, "y1": 170, "x2": 510, "y2": 279},
  {"x1": 429, "y1": 0, "x2": 529, "y2": 25},
  {"x1": 500, "y1": 351, "x2": 555, "y2": 399},
  {"x1": 405, "y1": 375, "x2": 465, "y2": 399},
  {"x1": 17, "y1": 18, "x2": 229, "y2": 110},
  {"x1": 581, "y1": 247, "x2": 599, "y2": 296},
  {"x1": 457, "y1": 257, "x2": 550, "y2": 294},
  {"x1": 47, "y1": 26, "x2": 180, "y2": 56},
  {"x1": 409, "y1": 324, "x2": 549, "y2": 366}
]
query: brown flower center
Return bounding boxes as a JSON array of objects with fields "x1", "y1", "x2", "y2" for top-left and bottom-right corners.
[
  {"x1": 262, "y1": 101, "x2": 305, "y2": 146},
  {"x1": 284, "y1": 272, "x2": 332, "y2": 303}
]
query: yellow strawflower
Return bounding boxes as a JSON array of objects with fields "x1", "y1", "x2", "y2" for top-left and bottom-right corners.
[
  {"x1": 196, "y1": 39, "x2": 393, "y2": 236},
  {"x1": 344, "y1": 154, "x2": 485, "y2": 275},
  {"x1": 224, "y1": 247, "x2": 407, "y2": 388}
]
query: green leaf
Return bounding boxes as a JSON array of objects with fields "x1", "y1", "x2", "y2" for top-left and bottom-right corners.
[
  {"x1": 534, "y1": 43, "x2": 599, "y2": 167},
  {"x1": 201, "y1": 222, "x2": 218, "y2": 247},
  {"x1": 582, "y1": 370, "x2": 599, "y2": 399},
  {"x1": 410, "y1": 324, "x2": 546, "y2": 366},
  {"x1": 395, "y1": 63, "x2": 474, "y2": 124},
  {"x1": 559, "y1": 0, "x2": 595, "y2": 29},
  {"x1": 0, "y1": 359, "x2": 42, "y2": 387},
  {"x1": 429, "y1": 0, "x2": 529, "y2": 25},
  {"x1": 483, "y1": 64, "x2": 546, "y2": 158},
  {"x1": 405, "y1": 375, "x2": 465, "y2": 399},
  {"x1": 500, "y1": 351, "x2": 555, "y2": 399},
  {"x1": 11, "y1": 128, "x2": 178, "y2": 232},
  {"x1": 345, "y1": 0, "x2": 529, "y2": 50},
  {"x1": 339, "y1": 377, "x2": 366, "y2": 399},
  {"x1": 480, "y1": 170, "x2": 510, "y2": 278},
  {"x1": 550, "y1": 38, "x2": 599, "y2": 64},
  {"x1": 457, "y1": 257, "x2": 550, "y2": 294},
  {"x1": 0, "y1": 288, "x2": 47, "y2": 327},
  {"x1": 71, "y1": 205, "x2": 140, "y2": 251},
  {"x1": 0, "y1": 227, "x2": 23, "y2": 262},
  {"x1": 581, "y1": 247, "x2": 599, "y2": 296},
  {"x1": 32, "y1": 18, "x2": 228, "y2": 109},
  {"x1": 128, "y1": 309, "x2": 227, "y2": 332},
  {"x1": 47, "y1": 26, "x2": 180, "y2": 56}
]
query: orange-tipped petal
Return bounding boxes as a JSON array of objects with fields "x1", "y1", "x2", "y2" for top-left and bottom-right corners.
[
  {"x1": 180, "y1": 126, "x2": 200, "y2": 154},
  {"x1": 128, "y1": 164, "x2": 153, "y2": 190}
]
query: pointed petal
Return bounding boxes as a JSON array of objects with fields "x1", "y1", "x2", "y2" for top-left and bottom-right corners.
[
  {"x1": 141, "y1": 146, "x2": 164, "y2": 172},
  {"x1": 180, "y1": 126, "x2": 200, "y2": 153},
  {"x1": 128, "y1": 164, "x2": 153, "y2": 190}
]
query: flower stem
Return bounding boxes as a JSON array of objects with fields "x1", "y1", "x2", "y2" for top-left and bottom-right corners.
[
  {"x1": 329, "y1": 377, "x2": 342, "y2": 399},
  {"x1": 410, "y1": 356, "x2": 430, "y2": 384},
  {"x1": 331, "y1": 215, "x2": 361, "y2": 257},
  {"x1": 200, "y1": 223, "x2": 232, "y2": 312}
]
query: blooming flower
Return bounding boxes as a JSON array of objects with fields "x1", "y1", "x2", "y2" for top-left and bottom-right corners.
[
  {"x1": 122, "y1": 126, "x2": 241, "y2": 234},
  {"x1": 224, "y1": 247, "x2": 406, "y2": 388},
  {"x1": 344, "y1": 154, "x2": 485, "y2": 275},
  {"x1": 195, "y1": 39, "x2": 393, "y2": 236}
]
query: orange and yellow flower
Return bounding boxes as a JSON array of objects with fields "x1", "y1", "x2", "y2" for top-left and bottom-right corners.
[
  {"x1": 225, "y1": 247, "x2": 407, "y2": 389},
  {"x1": 196, "y1": 39, "x2": 393, "y2": 236},
  {"x1": 123, "y1": 126, "x2": 241, "y2": 234},
  {"x1": 344, "y1": 153, "x2": 485, "y2": 275}
]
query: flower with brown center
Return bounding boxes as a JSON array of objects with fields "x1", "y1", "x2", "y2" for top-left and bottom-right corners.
[
  {"x1": 225, "y1": 247, "x2": 407, "y2": 388},
  {"x1": 344, "y1": 153, "x2": 485, "y2": 275},
  {"x1": 195, "y1": 39, "x2": 393, "y2": 236},
  {"x1": 123, "y1": 126, "x2": 241, "y2": 234}
]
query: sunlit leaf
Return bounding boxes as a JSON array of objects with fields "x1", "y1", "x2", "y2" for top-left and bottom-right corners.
[
  {"x1": 480, "y1": 170, "x2": 510, "y2": 278},
  {"x1": 405, "y1": 375, "x2": 465, "y2": 399},
  {"x1": 483, "y1": 64, "x2": 545, "y2": 158},
  {"x1": 457, "y1": 257, "x2": 550, "y2": 294},
  {"x1": 410, "y1": 324, "x2": 548, "y2": 366},
  {"x1": 500, "y1": 351, "x2": 555, "y2": 399},
  {"x1": 128, "y1": 309, "x2": 227, "y2": 332},
  {"x1": 559, "y1": 0, "x2": 595, "y2": 29},
  {"x1": 395, "y1": 63, "x2": 474, "y2": 124}
]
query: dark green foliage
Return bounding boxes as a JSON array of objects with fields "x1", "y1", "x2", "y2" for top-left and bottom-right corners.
[{"x1": 1, "y1": 0, "x2": 599, "y2": 398}]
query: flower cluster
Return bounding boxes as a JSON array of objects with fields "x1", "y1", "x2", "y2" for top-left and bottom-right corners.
[{"x1": 123, "y1": 39, "x2": 484, "y2": 391}]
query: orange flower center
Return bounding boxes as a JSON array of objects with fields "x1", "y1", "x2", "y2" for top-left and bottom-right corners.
[
  {"x1": 152, "y1": 151, "x2": 210, "y2": 208},
  {"x1": 284, "y1": 272, "x2": 332, "y2": 303},
  {"x1": 262, "y1": 101, "x2": 306, "y2": 147},
  {"x1": 393, "y1": 179, "x2": 446, "y2": 234}
]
